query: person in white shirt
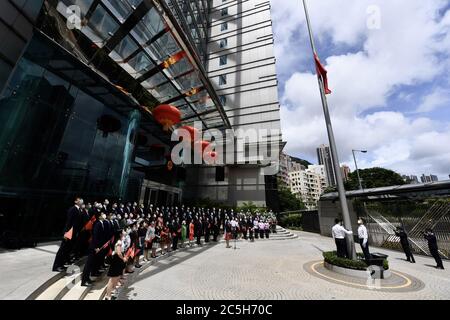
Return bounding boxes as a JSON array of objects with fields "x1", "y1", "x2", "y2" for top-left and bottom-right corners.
[
  {"x1": 253, "y1": 219, "x2": 259, "y2": 239},
  {"x1": 357, "y1": 218, "x2": 370, "y2": 260},
  {"x1": 258, "y1": 221, "x2": 265, "y2": 239},
  {"x1": 230, "y1": 218, "x2": 239, "y2": 240},
  {"x1": 331, "y1": 218, "x2": 353, "y2": 258}
]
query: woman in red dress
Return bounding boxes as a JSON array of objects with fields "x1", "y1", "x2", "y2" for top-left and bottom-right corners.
[{"x1": 189, "y1": 221, "x2": 195, "y2": 247}]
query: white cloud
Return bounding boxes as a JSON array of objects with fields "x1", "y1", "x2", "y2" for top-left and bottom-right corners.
[
  {"x1": 272, "y1": 0, "x2": 450, "y2": 180},
  {"x1": 414, "y1": 88, "x2": 450, "y2": 113}
]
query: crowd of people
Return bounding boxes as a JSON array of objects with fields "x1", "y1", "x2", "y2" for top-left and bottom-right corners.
[{"x1": 52, "y1": 197, "x2": 279, "y2": 300}]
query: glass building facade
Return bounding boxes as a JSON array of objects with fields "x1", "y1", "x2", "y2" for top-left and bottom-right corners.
[
  {"x1": 0, "y1": 0, "x2": 227, "y2": 241},
  {"x1": 0, "y1": 0, "x2": 282, "y2": 242}
]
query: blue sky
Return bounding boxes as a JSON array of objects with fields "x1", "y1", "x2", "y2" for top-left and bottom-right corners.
[{"x1": 270, "y1": 0, "x2": 450, "y2": 180}]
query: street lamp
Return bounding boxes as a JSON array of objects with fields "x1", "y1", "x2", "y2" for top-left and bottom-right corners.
[{"x1": 352, "y1": 149, "x2": 367, "y2": 190}]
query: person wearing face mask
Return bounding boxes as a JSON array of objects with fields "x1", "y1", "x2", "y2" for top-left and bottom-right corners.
[
  {"x1": 73, "y1": 202, "x2": 91, "y2": 260},
  {"x1": 180, "y1": 220, "x2": 187, "y2": 248},
  {"x1": 160, "y1": 222, "x2": 171, "y2": 255},
  {"x1": 145, "y1": 221, "x2": 156, "y2": 259},
  {"x1": 102, "y1": 199, "x2": 110, "y2": 214},
  {"x1": 117, "y1": 203, "x2": 125, "y2": 216},
  {"x1": 128, "y1": 222, "x2": 141, "y2": 269},
  {"x1": 171, "y1": 218, "x2": 181, "y2": 251},
  {"x1": 81, "y1": 210, "x2": 106, "y2": 286},
  {"x1": 105, "y1": 231, "x2": 128, "y2": 300},
  {"x1": 93, "y1": 212, "x2": 109, "y2": 276},
  {"x1": 52, "y1": 197, "x2": 84, "y2": 272}
]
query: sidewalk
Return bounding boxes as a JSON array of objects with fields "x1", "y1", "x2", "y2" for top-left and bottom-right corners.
[{"x1": 0, "y1": 242, "x2": 61, "y2": 300}]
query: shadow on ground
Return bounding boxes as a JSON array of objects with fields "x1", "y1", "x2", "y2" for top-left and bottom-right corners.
[{"x1": 119, "y1": 242, "x2": 220, "y2": 300}]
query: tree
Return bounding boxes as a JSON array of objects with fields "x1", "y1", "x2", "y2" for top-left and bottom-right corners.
[
  {"x1": 278, "y1": 186, "x2": 306, "y2": 212},
  {"x1": 323, "y1": 186, "x2": 337, "y2": 194},
  {"x1": 344, "y1": 167, "x2": 405, "y2": 190}
]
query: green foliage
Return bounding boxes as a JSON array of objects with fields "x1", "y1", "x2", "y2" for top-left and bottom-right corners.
[
  {"x1": 345, "y1": 167, "x2": 405, "y2": 191},
  {"x1": 279, "y1": 213, "x2": 302, "y2": 228},
  {"x1": 323, "y1": 186, "x2": 337, "y2": 194},
  {"x1": 323, "y1": 251, "x2": 389, "y2": 270},
  {"x1": 323, "y1": 251, "x2": 368, "y2": 270},
  {"x1": 278, "y1": 186, "x2": 306, "y2": 212},
  {"x1": 383, "y1": 259, "x2": 389, "y2": 271},
  {"x1": 237, "y1": 201, "x2": 266, "y2": 214}
]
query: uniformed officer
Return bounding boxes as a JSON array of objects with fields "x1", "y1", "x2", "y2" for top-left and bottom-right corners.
[
  {"x1": 394, "y1": 227, "x2": 415, "y2": 263},
  {"x1": 424, "y1": 228, "x2": 444, "y2": 269}
]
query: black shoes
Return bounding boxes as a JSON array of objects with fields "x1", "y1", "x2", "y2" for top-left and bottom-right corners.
[
  {"x1": 81, "y1": 279, "x2": 94, "y2": 287},
  {"x1": 135, "y1": 264, "x2": 142, "y2": 268}
]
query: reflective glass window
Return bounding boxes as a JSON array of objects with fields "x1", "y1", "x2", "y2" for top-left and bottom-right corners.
[
  {"x1": 221, "y1": 22, "x2": 228, "y2": 31},
  {"x1": 131, "y1": 8, "x2": 165, "y2": 45},
  {"x1": 124, "y1": 51, "x2": 154, "y2": 78},
  {"x1": 84, "y1": 4, "x2": 120, "y2": 44},
  {"x1": 109, "y1": 36, "x2": 139, "y2": 62},
  {"x1": 219, "y1": 38, "x2": 227, "y2": 48},
  {"x1": 149, "y1": 82, "x2": 179, "y2": 102},
  {"x1": 150, "y1": 33, "x2": 180, "y2": 62},
  {"x1": 219, "y1": 55, "x2": 228, "y2": 66},
  {"x1": 219, "y1": 95, "x2": 226, "y2": 106},
  {"x1": 176, "y1": 72, "x2": 202, "y2": 91},
  {"x1": 103, "y1": 0, "x2": 142, "y2": 22},
  {"x1": 219, "y1": 74, "x2": 227, "y2": 85},
  {"x1": 141, "y1": 72, "x2": 167, "y2": 89}
]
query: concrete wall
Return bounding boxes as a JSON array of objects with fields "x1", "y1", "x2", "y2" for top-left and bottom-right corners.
[
  {"x1": 0, "y1": 0, "x2": 44, "y2": 93},
  {"x1": 184, "y1": 165, "x2": 267, "y2": 207},
  {"x1": 318, "y1": 199, "x2": 359, "y2": 237}
]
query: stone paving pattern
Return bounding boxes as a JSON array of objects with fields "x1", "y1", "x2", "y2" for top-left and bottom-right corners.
[{"x1": 120, "y1": 231, "x2": 450, "y2": 300}]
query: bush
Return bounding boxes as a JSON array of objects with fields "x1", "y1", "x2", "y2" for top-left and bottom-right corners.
[
  {"x1": 323, "y1": 251, "x2": 368, "y2": 270},
  {"x1": 279, "y1": 214, "x2": 302, "y2": 228},
  {"x1": 323, "y1": 251, "x2": 389, "y2": 270}
]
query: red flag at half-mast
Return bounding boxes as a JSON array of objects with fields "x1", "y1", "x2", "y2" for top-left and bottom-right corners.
[{"x1": 314, "y1": 53, "x2": 332, "y2": 95}]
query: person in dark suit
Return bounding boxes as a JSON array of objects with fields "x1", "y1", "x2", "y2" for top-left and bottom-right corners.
[
  {"x1": 194, "y1": 218, "x2": 203, "y2": 246},
  {"x1": 81, "y1": 211, "x2": 105, "y2": 286},
  {"x1": 394, "y1": 227, "x2": 415, "y2": 263},
  {"x1": 424, "y1": 228, "x2": 444, "y2": 269},
  {"x1": 73, "y1": 203, "x2": 91, "y2": 260},
  {"x1": 203, "y1": 218, "x2": 211, "y2": 243},
  {"x1": 52, "y1": 197, "x2": 83, "y2": 272}
]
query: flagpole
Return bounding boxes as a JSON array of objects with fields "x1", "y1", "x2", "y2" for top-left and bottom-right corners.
[{"x1": 302, "y1": 0, "x2": 356, "y2": 260}]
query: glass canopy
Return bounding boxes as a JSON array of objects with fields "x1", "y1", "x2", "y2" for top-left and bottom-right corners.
[{"x1": 56, "y1": 0, "x2": 229, "y2": 130}]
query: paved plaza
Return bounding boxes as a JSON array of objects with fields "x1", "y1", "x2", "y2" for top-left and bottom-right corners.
[{"x1": 119, "y1": 231, "x2": 450, "y2": 300}]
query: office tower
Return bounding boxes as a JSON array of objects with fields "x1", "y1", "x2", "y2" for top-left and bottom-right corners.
[{"x1": 317, "y1": 144, "x2": 336, "y2": 187}]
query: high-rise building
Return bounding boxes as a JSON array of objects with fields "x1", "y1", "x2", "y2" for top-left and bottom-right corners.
[
  {"x1": 421, "y1": 174, "x2": 439, "y2": 183},
  {"x1": 402, "y1": 175, "x2": 419, "y2": 184},
  {"x1": 317, "y1": 144, "x2": 336, "y2": 187},
  {"x1": 288, "y1": 165, "x2": 326, "y2": 210},
  {"x1": 340, "y1": 165, "x2": 351, "y2": 182},
  {"x1": 183, "y1": 0, "x2": 282, "y2": 207},
  {"x1": 0, "y1": 0, "x2": 282, "y2": 239}
]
